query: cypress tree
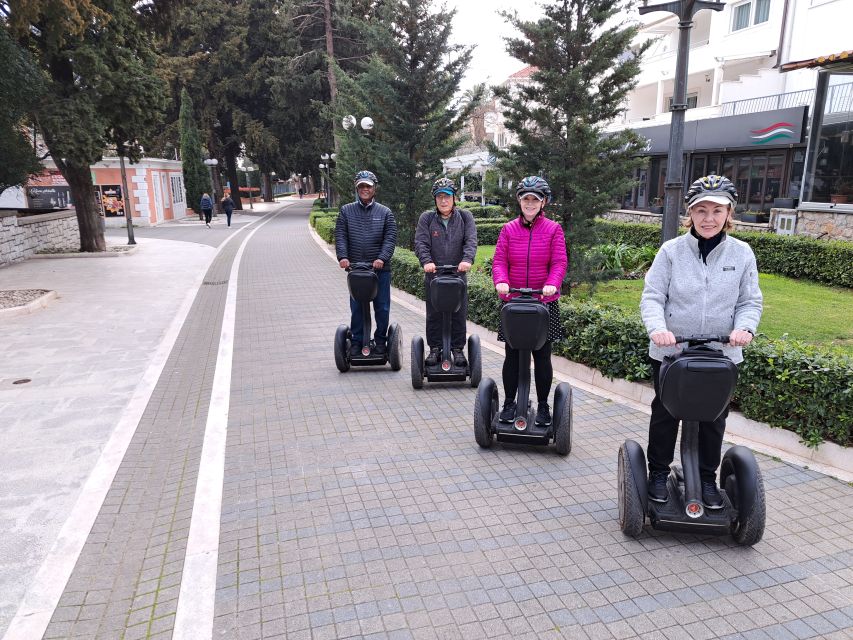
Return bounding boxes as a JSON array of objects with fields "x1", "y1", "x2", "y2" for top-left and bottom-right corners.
[
  {"x1": 179, "y1": 88, "x2": 210, "y2": 213},
  {"x1": 493, "y1": 0, "x2": 651, "y2": 287}
]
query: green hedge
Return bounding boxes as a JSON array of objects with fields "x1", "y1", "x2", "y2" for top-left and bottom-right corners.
[
  {"x1": 465, "y1": 205, "x2": 509, "y2": 219},
  {"x1": 594, "y1": 219, "x2": 853, "y2": 289},
  {"x1": 311, "y1": 212, "x2": 852, "y2": 447}
]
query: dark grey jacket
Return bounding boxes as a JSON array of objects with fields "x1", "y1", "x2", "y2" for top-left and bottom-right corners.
[
  {"x1": 413, "y1": 207, "x2": 477, "y2": 273},
  {"x1": 335, "y1": 199, "x2": 397, "y2": 271}
]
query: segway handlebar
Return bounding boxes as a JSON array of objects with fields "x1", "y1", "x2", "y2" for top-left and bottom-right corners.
[
  {"x1": 673, "y1": 335, "x2": 731, "y2": 346},
  {"x1": 346, "y1": 261, "x2": 376, "y2": 272},
  {"x1": 436, "y1": 264, "x2": 459, "y2": 274},
  {"x1": 508, "y1": 287, "x2": 544, "y2": 297}
]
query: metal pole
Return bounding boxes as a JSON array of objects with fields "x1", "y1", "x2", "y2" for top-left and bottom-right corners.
[{"x1": 247, "y1": 171, "x2": 254, "y2": 210}]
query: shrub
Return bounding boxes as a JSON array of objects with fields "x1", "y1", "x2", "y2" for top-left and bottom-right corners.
[
  {"x1": 593, "y1": 219, "x2": 853, "y2": 289},
  {"x1": 311, "y1": 213, "x2": 851, "y2": 447},
  {"x1": 465, "y1": 205, "x2": 509, "y2": 219}
]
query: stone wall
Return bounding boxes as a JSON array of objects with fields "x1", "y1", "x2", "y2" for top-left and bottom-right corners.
[
  {"x1": 770, "y1": 208, "x2": 853, "y2": 241},
  {"x1": 603, "y1": 209, "x2": 773, "y2": 233},
  {"x1": 0, "y1": 209, "x2": 80, "y2": 267}
]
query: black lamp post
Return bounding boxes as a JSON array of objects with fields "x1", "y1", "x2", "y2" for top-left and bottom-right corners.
[{"x1": 639, "y1": 0, "x2": 725, "y2": 243}]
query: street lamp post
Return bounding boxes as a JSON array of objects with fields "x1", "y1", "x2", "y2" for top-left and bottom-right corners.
[
  {"x1": 203, "y1": 158, "x2": 219, "y2": 221},
  {"x1": 639, "y1": 0, "x2": 725, "y2": 243}
]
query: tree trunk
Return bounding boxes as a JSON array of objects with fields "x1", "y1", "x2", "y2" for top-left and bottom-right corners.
[
  {"x1": 263, "y1": 173, "x2": 273, "y2": 202},
  {"x1": 118, "y1": 152, "x2": 136, "y2": 245},
  {"x1": 225, "y1": 150, "x2": 242, "y2": 210},
  {"x1": 64, "y1": 162, "x2": 106, "y2": 252}
]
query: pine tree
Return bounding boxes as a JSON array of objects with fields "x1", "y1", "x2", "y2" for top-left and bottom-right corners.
[
  {"x1": 0, "y1": 28, "x2": 44, "y2": 194},
  {"x1": 334, "y1": 0, "x2": 479, "y2": 247},
  {"x1": 6, "y1": 0, "x2": 166, "y2": 251},
  {"x1": 493, "y1": 0, "x2": 650, "y2": 287},
  {"x1": 179, "y1": 88, "x2": 210, "y2": 213}
]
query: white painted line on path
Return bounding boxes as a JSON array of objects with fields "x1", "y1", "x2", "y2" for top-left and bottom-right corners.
[
  {"x1": 172, "y1": 213, "x2": 278, "y2": 640},
  {"x1": 2, "y1": 210, "x2": 283, "y2": 640}
]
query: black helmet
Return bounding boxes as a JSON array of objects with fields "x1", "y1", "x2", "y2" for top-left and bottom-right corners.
[
  {"x1": 431, "y1": 177, "x2": 457, "y2": 197},
  {"x1": 354, "y1": 170, "x2": 378, "y2": 187},
  {"x1": 516, "y1": 176, "x2": 552, "y2": 204},
  {"x1": 684, "y1": 174, "x2": 737, "y2": 208}
]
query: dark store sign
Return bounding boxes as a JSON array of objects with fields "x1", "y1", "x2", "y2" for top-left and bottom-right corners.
[
  {"x1": 639, "y1": 106, "x2": 807, "y2": 154},
  {"x1": 26, "y1": 186, "x2": 72, "y2": 208}
]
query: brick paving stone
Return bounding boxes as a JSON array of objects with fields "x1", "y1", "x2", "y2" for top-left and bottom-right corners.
[{"x1": 36, "y1": 202, "x2": 853, "y2": 639}]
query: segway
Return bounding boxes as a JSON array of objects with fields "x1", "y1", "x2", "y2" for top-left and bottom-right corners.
[
  {"x1": 617, "y1": 335, "x2": 766, "y2": 545},
  {"x1": 474, "y1": 288, "x2": 572, "y2": 455},
  {"x1": 334, "y1": 262, "x2": 402, "y2": 372},
  {"x1": 411, "y1": 265, "x2": 481, "y2": 389}
]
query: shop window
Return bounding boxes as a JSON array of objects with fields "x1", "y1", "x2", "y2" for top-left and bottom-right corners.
[
  {"x1": 805, "y1": 73, "x2": 853, "y2": 204},
  {"x1": 735, "y1": 158, "x2": 751, "y2": 207},
  {"x1": 731, "y1": 0, "x2": 770, "y2": 32},
  {"x1": 691, "y1": 156, "x2": 706, "y2": 183}
]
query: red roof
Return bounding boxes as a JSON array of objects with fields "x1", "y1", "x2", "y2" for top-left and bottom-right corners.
[{"x1": 507, "y1": 65, "x2": 537, "y2": 79}]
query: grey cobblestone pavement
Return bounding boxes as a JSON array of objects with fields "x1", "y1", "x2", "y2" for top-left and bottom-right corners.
[{"x1": 23, "y1": 201, "x2": 853, "y2": 638}]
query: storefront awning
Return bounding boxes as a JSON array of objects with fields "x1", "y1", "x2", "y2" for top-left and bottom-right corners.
[{"x1": 781, "y1": 50, "x2": 853, "y2": 72}]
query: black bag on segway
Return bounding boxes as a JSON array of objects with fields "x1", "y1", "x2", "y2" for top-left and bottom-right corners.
[
  {"x1": 501, "y1": 299, "x2": 549, "y2": 351},
  {"x1": 430, "y1": 275, "x2": 464, "y2": 314},
  {"x1": 348, "y1": 270, "x2": 378, "y2": 302},
  {"x1": 658, "y1": 345, "x2": 738, "y2": 422}
]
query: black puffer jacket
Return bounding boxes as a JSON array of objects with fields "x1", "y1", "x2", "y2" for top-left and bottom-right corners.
[{"x1": 335, "y1": 199, "x2": 397, "y2": 271}]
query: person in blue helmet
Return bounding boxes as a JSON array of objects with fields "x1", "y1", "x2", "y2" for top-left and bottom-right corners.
[
  {"x1": 335, "y1": 170, "x2": 398, "y2": 356},
  {"x1": 414, "y1": 177, "x2": 478, "y2": 366},
  {"x1": 641, "y1": 174, "x2": 762, "y2": 510}
]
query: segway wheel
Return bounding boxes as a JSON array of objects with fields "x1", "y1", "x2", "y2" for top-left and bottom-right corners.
[
  {"x1": 552, "y1": 382, "x2": 572, "y2": 456},
  {"x1": 721, "y1": 446, "x2": 766, "y2": 546},
  {"x1": 411, "y1": 336, "x2": 425, "y2": 389},
  {"x1": 617, "y1": 441, "x2": 646, "y2": 538},
  {"x1": 467, "y1": 334, "x2": 482, "y2": 388},
  {"x1": 334, "y1": 325, "x2": 350, "y2": 373},
  {"x1": 474, "y1": 378, "x2": 497, "y2": 448},
  {"x1": 387, "y1": 323, "x2": 403, "y2": 371}
]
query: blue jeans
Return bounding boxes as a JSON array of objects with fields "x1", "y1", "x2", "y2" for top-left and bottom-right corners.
[{"x1": 349, "y1": 270, "x2": 391, "y2": 346}]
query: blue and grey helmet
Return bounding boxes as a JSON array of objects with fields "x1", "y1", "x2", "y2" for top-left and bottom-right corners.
[
  {"x1": 431, "y1": 177, "x2": 457, "y2": 197},
  {"x1": 684, "y1": 174, "x2": 737, "y2": 208},
  {"x1": 354, "y1": 170, "x2": 378, "y2": 187},
  {"x1": 516, "y1": 176, "x2": 552, "y2": 203}
]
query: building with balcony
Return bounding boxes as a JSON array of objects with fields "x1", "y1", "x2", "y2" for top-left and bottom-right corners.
[{"x1": 609, "y1": 0, "x2": 850, "y2": 225}]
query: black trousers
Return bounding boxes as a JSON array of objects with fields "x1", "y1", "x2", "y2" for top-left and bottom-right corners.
[
  {"x1": 502, "y1": 341, "x2": 552, "y2": 405},
  {"x1": 203, "y1": 208, "x2": 213, "y2": 224},
  {"x1": 647, "y1": 360, "x2": 729, "y2": 482},
  {"x1": 425, "y1": 280, "x2": 468, "y2": 350}
]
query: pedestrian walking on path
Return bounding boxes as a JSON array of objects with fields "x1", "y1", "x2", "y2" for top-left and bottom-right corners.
[
  {"x1": 221, "y1": 194, "x2": 234, "y2": 227},
  {"x1": 492, "y1": 176, "x2": 567, "y2": 427},
  {"x1": 641, "y1": 174, "x2": 762, "y2": 509},
  {"x1": 334, "y1": 170, "x2": 397, "y2": 356},
  {"x1": 414, "y1": 177, "x2": 477, "y2": 367},
  {"x1": 200, "y1": 192, "x2": 214, "y2": 227}
]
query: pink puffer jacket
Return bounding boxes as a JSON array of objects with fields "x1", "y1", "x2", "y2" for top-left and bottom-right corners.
[{"x1": 492, "y1": 215, "x2": 568, "y2": 302}]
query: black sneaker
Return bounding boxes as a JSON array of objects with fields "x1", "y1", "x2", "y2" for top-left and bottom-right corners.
[
  {"x1": 535, "y1": 402, "x2": 551, "y2": 426},
  {"x1": 499, "y1": 400, "x2": 516, "y2": 423},
  {"x1": 425, "y1": 347, "x2": 440, "y2": 366},
  {"x1": 648, "y1": 471, "x2": 669, "y2": 503},
  {"x1": 374, "y1": 343, "x2": 387, "y2": 356},
  {"x1": 452, "y1": 348, "x2": 467, "y2": 367},
  {"x1": 349, "y1": 344, "x2": 362, "y2": 357},
  {"x1": 702, "y1": 481, "x2": 724, "y2": 509}
]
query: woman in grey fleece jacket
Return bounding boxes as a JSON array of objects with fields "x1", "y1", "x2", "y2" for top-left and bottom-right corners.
[{"x1": 640, "y1": 175, "x2": 762, "y2": 509}]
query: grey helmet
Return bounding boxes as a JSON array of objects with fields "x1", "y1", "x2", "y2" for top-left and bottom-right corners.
[
  {"x1": 684, "y1": 174, "x2": 737, "y2": 208},
  {"x1": 516, "y1": 176, "x2": 552, "y2": 203}
]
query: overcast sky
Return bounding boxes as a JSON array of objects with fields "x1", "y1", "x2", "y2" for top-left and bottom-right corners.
[{"x1": 445, "y1": 0, "x2": 540, "y2": 91}]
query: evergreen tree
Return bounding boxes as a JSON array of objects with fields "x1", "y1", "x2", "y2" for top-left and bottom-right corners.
[
  {"x1": 179, "y1": 88, "x2": 210, "y2": 212},
  {"x1": 0, "y1": 28, "x2": 44, "y2": 194},
  {"x1": 493, "y1": 0, "x2": 650, "y2": 287},
  {"x1": 334, "y1": 0, "x2": 479, "y2": 247},
  {"x1": 6, "y1": 0, "x2": 166, "y2": 251}
]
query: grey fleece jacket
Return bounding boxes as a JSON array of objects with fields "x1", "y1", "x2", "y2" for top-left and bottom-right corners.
[
  {"x1": 640, "y1": 232, "x2": 762, "y2": 364},
  {"x1": 413, "y1": 207, "x2": 477, "y2": 273}
]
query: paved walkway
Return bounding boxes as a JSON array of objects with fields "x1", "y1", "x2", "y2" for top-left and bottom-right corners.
[{"x1": 1, "y1": 200, "x2": 851, "y2": 639}]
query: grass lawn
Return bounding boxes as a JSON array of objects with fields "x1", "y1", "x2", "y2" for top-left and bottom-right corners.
[
  {"x1": 474, "y1": 245, "x2": 496, "y2": 269},
  {"x1": 573, "y1": 274, "x2": 853, "y2": 353}
]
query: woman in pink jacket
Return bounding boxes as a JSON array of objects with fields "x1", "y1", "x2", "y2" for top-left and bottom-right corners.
[{"x1": 492, "y1": 176, "x2": 568, "y2": 426}]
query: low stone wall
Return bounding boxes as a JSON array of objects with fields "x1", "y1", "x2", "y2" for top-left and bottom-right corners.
[
  {"x1": 604, "y1": 209, "x2": 772, "y2": 233},
  {"x1": 770, "y1": 208, "x2": 853, "y2": 241},
  {"x1": 0, "y1": 209, "x2": 80, "y2": 267}
]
